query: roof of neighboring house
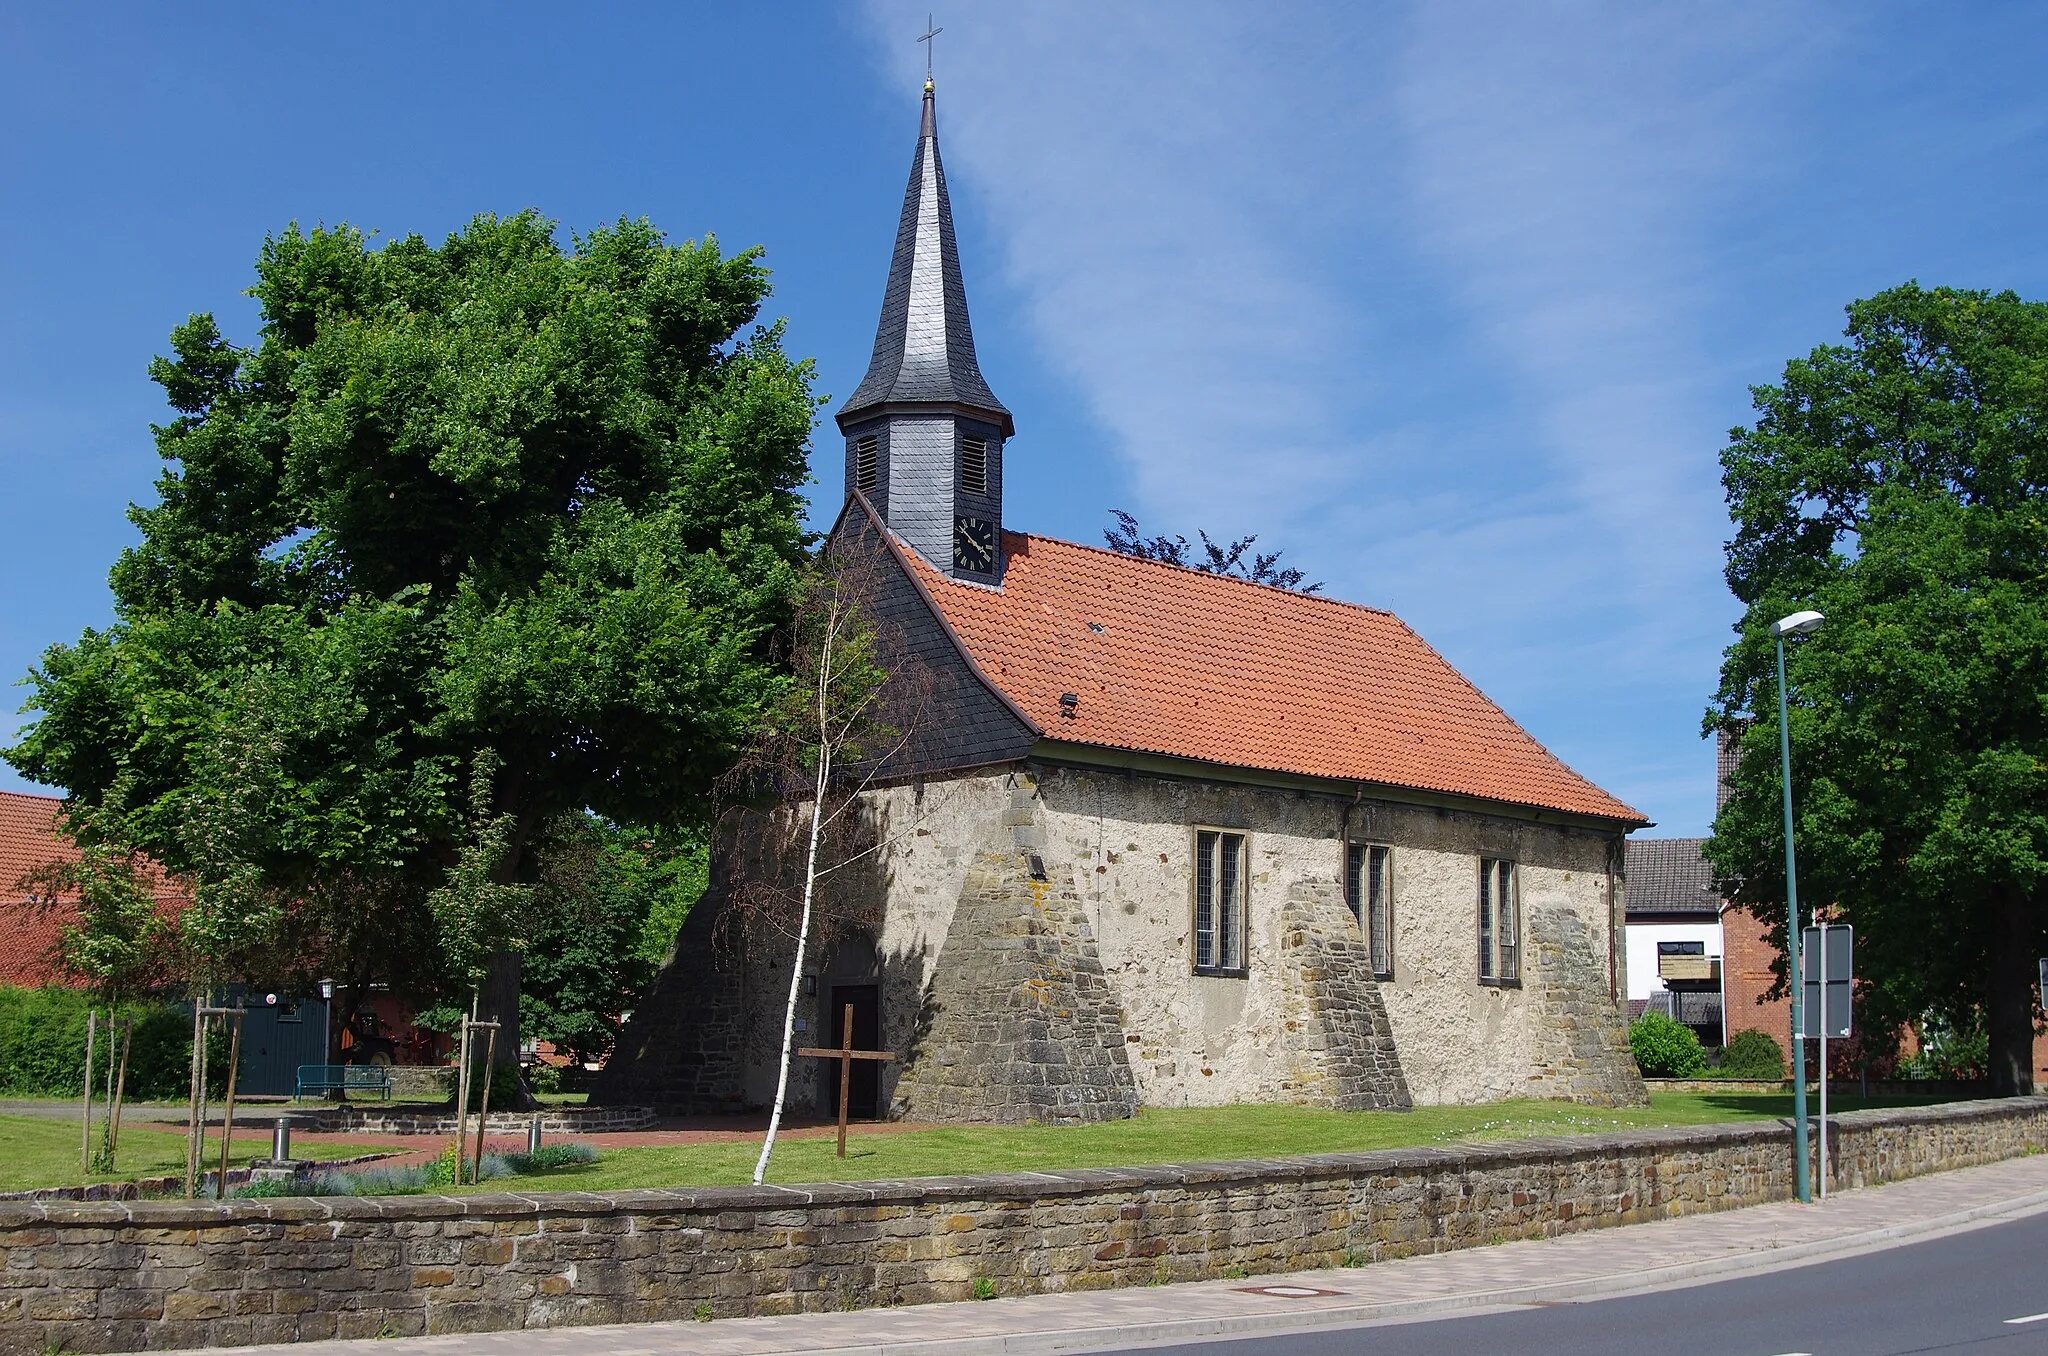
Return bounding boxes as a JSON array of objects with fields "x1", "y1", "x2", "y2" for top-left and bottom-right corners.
[
  {"x1": 0, "y1": 790, "x2": 186, "y2": 988},
  {"x1": 1625, "y1": 836, "x2": 1720, "y2": 919},
  {"x1": 891, "y1": 527, "x2": 1648, "y2": 825}
]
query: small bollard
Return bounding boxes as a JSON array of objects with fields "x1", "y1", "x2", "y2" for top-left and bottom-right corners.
[
  {"x1": 527, "y1": 1113, "x2": 543, "y2": 1154},
  {"x1": 271, "y1": 1117, "x2": 292, "y2": 1163}
]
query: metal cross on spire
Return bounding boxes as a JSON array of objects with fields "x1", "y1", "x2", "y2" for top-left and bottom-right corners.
[{"x1": 918, "y1": 14, "x2": 942, "y2": 81}]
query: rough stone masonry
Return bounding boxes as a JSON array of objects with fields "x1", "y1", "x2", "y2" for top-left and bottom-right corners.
[
  {"x1": 2, "y1": 1098, "x2": 2043, "y2": 1354},
  {"x1": 605, "y1": 765, "x2": 1650, "y2": 1121}
]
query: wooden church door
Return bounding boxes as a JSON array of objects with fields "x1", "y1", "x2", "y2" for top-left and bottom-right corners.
[{"x1": 828, "y1": 984, "x2": 881, "y2": 1119}]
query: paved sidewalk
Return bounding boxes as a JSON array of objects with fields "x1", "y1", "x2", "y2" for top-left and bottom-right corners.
[{"x1": 192, "y1": 1152, "x2": 2048, "y2": 1356}]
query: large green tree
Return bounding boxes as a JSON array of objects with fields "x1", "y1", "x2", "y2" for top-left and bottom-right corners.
[
  {"x1": 517, "y1": 817, "x2": 707, "y2": 1067},
  {"x1": 8, "y1": 212, "x2": 816, "y2": 1061},
  {"x1": 1706, "y1": 283, "x2": 2048, "y2": 1095}
]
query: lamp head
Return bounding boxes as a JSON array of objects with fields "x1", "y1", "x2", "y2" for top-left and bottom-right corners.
[{"x1": 1770, "y1": 610, "x2": 1825, "y2": 638}]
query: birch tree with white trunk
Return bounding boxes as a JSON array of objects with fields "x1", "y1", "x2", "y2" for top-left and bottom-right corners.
[{"x1": 738, "y1": 546, "x2": 924, "y2": 1184}]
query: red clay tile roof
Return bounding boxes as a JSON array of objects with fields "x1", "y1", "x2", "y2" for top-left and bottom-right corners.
[
  {"x1": 896, "y1": 531, "x2": 1647, "y2": 824},
  {"x1": 0, "y1": 791, "x2": 79, "y2": 987},
  {"x1": 0, "y1": 790, "x2": 188, "y2": 988}
]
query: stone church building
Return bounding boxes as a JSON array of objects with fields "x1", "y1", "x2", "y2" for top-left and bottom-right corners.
[{"x1": 600, "y1": 82, "x2": 1650, "y2": 1120}]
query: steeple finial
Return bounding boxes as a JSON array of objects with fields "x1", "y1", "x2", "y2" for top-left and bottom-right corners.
[{"x1": 918, "y1": 14, "x2": 942, "y2": 83}]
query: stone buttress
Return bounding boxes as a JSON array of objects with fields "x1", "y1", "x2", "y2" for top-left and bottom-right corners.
[
  {"x1": 1522, "y1": 902, "x2": 1649, "y2": 1107},
  {"x1": 594, "y1": 876, "x2": 749, "y2": 1114},
  {"x1": 891, "y1": 776, "x2": 1139, "y2": 1124},
  {"x1": 1272, "y1": 879, "x2": 1413, "y2": 1110}
]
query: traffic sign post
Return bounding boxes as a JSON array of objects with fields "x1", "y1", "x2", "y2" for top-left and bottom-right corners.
[{"x1": 1802, "y1": 923, "x2": 1852, "y2": 1200}]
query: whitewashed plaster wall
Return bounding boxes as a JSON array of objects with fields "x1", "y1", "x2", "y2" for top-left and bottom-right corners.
[
  {"x1": 794, "y1": 763, "x2": 1630, "y2": 1111},
  {"x1": 1025, "y1": 766, "x2": 1624, "y2": 1107}
]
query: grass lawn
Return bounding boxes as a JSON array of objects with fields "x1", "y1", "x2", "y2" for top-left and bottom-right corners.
[
  {"x1": 456, "y1": 1090, "x2": 1953, "y2": 1194},
  {"x1": 0, "y1": 1114, "x2": 387, "y2": 1194}
]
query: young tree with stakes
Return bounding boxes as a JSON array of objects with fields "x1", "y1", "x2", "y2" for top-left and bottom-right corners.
[
  {"x1": 15, "y1": 793, "x2": 165, "y2": 1175},
  {"x1": 733, "y1": 544, "x2": 922, "y2": 1185}
]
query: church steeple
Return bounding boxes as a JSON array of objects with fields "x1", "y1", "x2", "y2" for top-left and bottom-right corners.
[{"x1": 837, "y1": 80, "x2": 1012, "y2": 583}]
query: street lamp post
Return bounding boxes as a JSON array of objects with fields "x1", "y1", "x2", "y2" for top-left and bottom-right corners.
[{"x1": 1771, "y1": 608, "x2": 1825, "y2": 1204}]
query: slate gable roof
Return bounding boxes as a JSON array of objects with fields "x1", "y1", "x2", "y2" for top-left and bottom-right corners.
[
  {"x1": 836, "y1": 83, "x2": 1011, "y2": 435},
  {"x1": 876, "y1": 516, "x2": 1647, "y2": 825},
  {"x1": 1624, "y1": 836, "x2": 1720, "y2": 919}
]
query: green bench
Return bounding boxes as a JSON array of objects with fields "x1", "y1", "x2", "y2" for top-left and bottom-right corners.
[{"x1": 294, "y1": 1064, "x2": 393, "y2": 1101}]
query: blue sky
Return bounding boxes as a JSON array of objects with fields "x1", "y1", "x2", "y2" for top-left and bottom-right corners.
[{"x1": 3, "y1": 3, "x2": 2045, "y2": 835}]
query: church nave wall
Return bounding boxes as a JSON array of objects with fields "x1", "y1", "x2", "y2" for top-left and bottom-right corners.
[{"x1": 1022, "y1": 764, "x2": 1644, "y2": 1110}]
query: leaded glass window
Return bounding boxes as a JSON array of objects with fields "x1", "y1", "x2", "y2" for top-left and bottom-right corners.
[
  {"x1": 1346, "y1": 842, "x2": 1393, "y2": 979},
  {"x1": 1479, "y1": 858, "x2": 1519, "y2": 984},
  {"x1": 1195, "y1": 830, "x2": 1248, "y2": 975}
]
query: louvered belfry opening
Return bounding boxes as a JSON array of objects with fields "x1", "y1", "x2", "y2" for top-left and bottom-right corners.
[
  {"x1": 855, "y1": 435, "x2": 879, "y2": 496},
  {"x1": 960, "y1": 436, "x2": 988, "y2": 495}
]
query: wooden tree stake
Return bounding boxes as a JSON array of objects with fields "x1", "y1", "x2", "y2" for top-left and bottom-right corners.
[
  {"x1": 109, "y1": 1018, "x2": 132, "y2": 1160},
  {"x1": 80, "y1": 1009, "x2": 96, "y2": 1175},
  {"x1": 472, "y1": 1021, "x2": 500, "y2": 1185},
  {"x1": 183, "y1": 1004, "x2": 206, "y2": 1199},
  {"x1": 214, "y1": 1011, "x2": 245, "y2": 1197}
]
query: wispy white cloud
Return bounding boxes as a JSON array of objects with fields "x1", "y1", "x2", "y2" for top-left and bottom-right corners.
[
  {"x1": 1386, "y1": 3, "x2": 1824, "y2": 609},
  {"x1": 855, "y1": 1, "x2": 1830, "y2": 830},
  {"x1": 860, "y1": 4, "x2": 1391, "y2": 522}
]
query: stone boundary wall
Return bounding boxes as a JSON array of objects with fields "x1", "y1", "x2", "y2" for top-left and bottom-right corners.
[
  {"x1": 386, "y1": 1068, "x2": 458, "y2": 1101},
  {"x1": 2, "y1": 1099, "x2": 2043, "y2": 1354},
  {"x1": 280, "y1": 1105, "x2": 656, "y2": 1136},
  {"x1": 1644, "y1": 1078, "x2": 1990, "y2": 1098}
]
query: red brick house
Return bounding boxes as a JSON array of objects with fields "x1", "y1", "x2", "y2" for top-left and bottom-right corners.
[{"x1": 0, "y1": 789, "x2": 187, "y2": 989}]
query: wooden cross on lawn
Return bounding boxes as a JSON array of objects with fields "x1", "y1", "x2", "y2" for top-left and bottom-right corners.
[{"x1": 799, "y1": 1004, "x2": 896, "y2": 1158}]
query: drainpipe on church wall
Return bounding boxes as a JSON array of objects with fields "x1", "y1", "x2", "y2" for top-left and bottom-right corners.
[
  {"x1": 1338, "y1": 798, "x2": 1351, "y2": 892},
  {"x1": 1605, "y1": 834, "x2": 1624, "y2": 1004}
]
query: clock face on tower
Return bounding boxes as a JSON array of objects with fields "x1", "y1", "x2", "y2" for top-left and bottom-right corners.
[{"x1": 953, "y1": 516, "x2": 996, "y2": 574}]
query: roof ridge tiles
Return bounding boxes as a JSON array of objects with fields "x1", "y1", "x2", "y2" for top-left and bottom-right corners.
[{"x1": 989, "y1": 529, "x2": 1399, "y2": 617}]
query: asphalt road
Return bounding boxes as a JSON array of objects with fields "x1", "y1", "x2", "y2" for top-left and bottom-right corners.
[{"x1": 1134, "y1": 1208, "x2": 2048, "y2": 1356}]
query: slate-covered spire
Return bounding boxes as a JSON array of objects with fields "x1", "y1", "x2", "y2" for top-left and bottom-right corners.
[
  {"x1": 837, "y1": 81, "x2": 1013, "y2": 584},
  {"x1": 837, "y1": 81, "x2": 1011, "y2": 436}
]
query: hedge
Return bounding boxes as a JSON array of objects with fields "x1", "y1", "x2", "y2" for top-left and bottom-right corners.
[
  {"x1": 0, "y1": 986, "x2": 204, "y2": 1100},
  {"x1": 1714, "y1": 1028, "x2": 1787, "y2": 1079}
]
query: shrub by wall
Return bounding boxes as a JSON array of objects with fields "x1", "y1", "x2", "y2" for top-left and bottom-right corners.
[
  {"x1": 1628, "y1": 1012, "x2": 1707, "y2": 1077},
  {"x1": 1714, "y1": 1029, "x2": 1786, "y2": 1079}
]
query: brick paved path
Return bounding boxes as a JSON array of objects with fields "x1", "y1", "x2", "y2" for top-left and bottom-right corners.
[{"x1": 183, "y1": 1149, "x2": 2048, "y2": 1356}]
